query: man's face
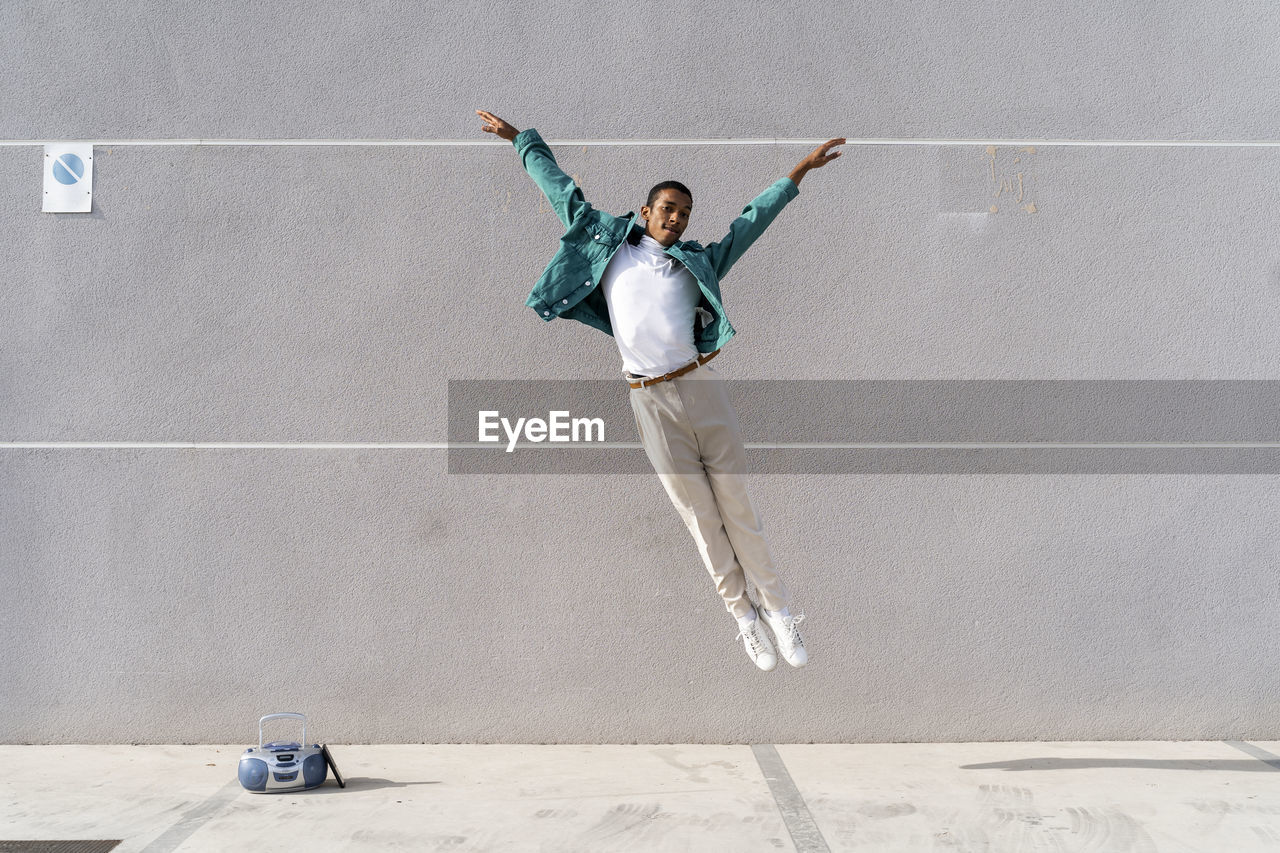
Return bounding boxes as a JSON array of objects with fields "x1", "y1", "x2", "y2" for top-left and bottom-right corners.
[{"x1": 642, "y1": 189, "x2": 693, "y2": 247}]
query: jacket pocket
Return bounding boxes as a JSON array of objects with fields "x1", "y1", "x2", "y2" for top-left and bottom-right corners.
[
  {"x1": 537, "y1": 247, "x2": 595, "y2": 315},
  {"x1": 574, "y1": 218, "x2": 618, "y2": 264}
]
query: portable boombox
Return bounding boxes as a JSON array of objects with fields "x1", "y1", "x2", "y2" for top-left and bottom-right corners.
[{"x1": 237, "y1": 713, "x2": 344, "y2": 793}]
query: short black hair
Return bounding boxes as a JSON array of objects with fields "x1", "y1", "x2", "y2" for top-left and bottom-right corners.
[{"x1": 646, "y1": 181, "x2": 693, "y2": 208}]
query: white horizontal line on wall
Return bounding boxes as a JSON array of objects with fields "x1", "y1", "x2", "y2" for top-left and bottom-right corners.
[
  {"x1": 3, "y1": 442, "x2": 1280, "y2": 451},
  {"x1": 1, "y1": 441, "x2": 454, "y2": 450},
  {"x1": 4, "y1": 137, "x2": 1280, "y2": 148}
]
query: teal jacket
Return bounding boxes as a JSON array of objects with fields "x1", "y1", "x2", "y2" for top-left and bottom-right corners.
[{"x1": 514, "y1": 128, "x2": 800, "y2": 353}]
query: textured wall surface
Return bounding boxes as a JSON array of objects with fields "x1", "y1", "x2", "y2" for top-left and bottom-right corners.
[{"x1": 3, "y1": 0, "x2": 1279, "y2": 743}]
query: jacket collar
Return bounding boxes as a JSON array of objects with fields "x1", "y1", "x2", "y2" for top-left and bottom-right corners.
[
  {"x1": 625, "y1": 214, "x2": 687, "y2": 252},
  {"x1": 625, "y1": 214, "x2": 644, "y2": 245}
]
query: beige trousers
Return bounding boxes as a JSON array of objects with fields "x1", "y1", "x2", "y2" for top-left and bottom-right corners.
[{"x1": 628, "y1": 362, "x2": 790, "y2": 620}]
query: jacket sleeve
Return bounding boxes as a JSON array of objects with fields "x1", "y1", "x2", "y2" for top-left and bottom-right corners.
[
  {"x1": 512, "y1": 128, "x2": 592, "y2": 230},
  {"x1": 704, "y1": 177, "x2": 801, "y2": 280}
]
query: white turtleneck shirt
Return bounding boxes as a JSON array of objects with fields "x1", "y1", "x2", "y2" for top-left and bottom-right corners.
[{"x1": 599, "y1": 233, "x2": 702, "y2": 377}]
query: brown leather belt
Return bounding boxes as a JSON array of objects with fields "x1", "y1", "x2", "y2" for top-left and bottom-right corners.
[{"x1": 626, "y1": 349, "x2": 720, "y2": 389}]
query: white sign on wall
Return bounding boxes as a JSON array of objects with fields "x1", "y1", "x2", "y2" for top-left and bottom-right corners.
[{"x1": 43, "y1": 143, "x2": 94, "y2": 213}]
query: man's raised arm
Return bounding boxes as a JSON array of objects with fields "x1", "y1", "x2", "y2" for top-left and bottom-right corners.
[
  {"x1": 476, "y1": 110, "x2": 591, "y2": 230},
  {"x1": 788, "y1": 137, "x2": 845, "y2": 188},
  {"x1": 705, "y1": 137, "x2": 845, "y2": 280}
]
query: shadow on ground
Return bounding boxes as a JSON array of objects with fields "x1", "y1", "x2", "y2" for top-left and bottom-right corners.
[{"x1": 961, "y1": 758, "x2": 1280, "y2": 772}]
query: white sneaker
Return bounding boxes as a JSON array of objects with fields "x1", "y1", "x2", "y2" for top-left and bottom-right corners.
[
  {"x1": 736, "y1": 618, "x2": 777, "y2": 671},
  {"x1": 761, "y1": 609, "x2": 808, "y2": 668}
]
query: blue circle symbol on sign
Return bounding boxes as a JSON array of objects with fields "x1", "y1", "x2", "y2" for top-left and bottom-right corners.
[{"x1": 52, "y1": 153, "x2": 85, "y2": 185}]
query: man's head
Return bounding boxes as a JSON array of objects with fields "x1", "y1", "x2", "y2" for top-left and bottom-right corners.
[{"x1": 642, "y1": 181, "x2": 693, "y2": 247}]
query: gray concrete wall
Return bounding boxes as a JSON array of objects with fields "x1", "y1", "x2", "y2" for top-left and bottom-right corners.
[{"x1": 3, "y1": 1, "x2": 1279, "y2": 743}]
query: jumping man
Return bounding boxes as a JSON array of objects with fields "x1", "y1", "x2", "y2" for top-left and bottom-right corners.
[{"x1": 477, "y1": 109, "x2": 844, "y2": 671}]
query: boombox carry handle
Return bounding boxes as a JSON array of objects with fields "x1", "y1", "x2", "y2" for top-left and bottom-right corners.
[{"x1": 259, "y1": 712, "x2": 307, "y2": 749}]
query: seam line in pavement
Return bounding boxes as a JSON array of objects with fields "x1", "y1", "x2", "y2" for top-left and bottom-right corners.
[
  {"x1": 137, "y1": 778, "x2": 242, "y2": 853},
  {"x1": 751, "y1": 744, "x2": 832, "y2": 853},
  {"x1": 1224, "y1": 740, "x2": 1280, "y2": 770}
]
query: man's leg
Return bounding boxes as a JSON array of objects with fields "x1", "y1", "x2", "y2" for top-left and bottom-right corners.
[
  {"x1": 679, "y1": 364, "x2": 791, "y2": 612},
  {"x1": 679, "y1": 364, "x2": 808, "y2": 667},
  {"x1": 629, "y1": 380, "x2": 756, "y2": 620}
]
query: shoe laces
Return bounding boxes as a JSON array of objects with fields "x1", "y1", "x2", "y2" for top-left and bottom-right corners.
[
  {"x1": 779, "y1": 613, "x2": 806, "y2": 648},
  {"x1": 736, "y1": 623, "x2": 770, "y2": 657}
]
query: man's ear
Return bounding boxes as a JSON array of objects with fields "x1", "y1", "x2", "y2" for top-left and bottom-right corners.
[{"x1": 640, "y1": 205, "x2": 651, "y2": 221}]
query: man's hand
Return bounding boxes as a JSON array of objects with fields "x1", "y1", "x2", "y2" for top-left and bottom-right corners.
[
  {"x1": 477, "y1": 110, "x2": 519, "y2": 142},
  {"x1": 788, "y1": 138, "x2": 846, "y2": 187}
]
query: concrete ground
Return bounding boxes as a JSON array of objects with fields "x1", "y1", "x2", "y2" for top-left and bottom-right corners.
[{"x1": 3, "y1": 742, "x2": 1280, "y2": 852}]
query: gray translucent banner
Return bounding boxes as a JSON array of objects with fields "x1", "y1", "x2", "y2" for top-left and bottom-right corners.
[{"x1": 447, "y1": 380, "x2": 1280, "y2": 474}]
